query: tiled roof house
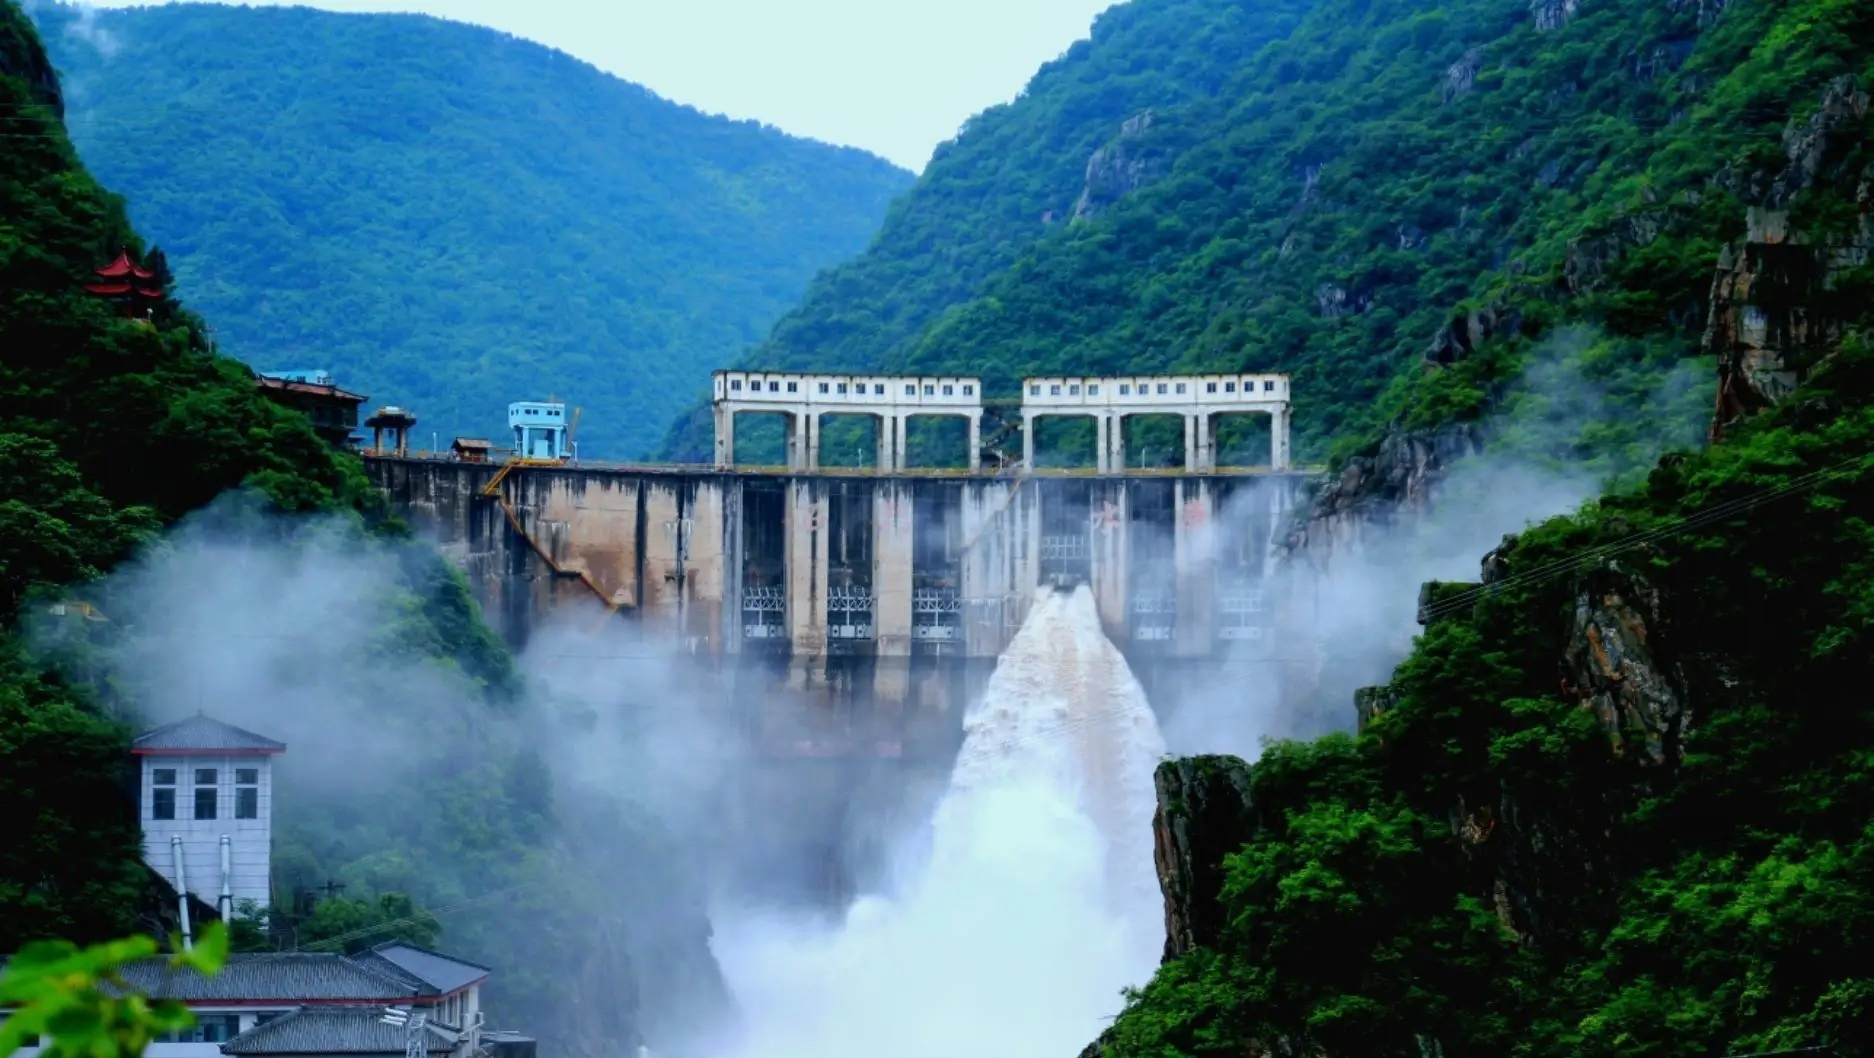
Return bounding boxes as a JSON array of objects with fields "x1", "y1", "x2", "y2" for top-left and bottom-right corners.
[{"x1": 2, "y1": 715, "x2": 535, "y2": 1058}]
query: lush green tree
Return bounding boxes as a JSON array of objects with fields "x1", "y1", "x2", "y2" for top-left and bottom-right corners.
[{"x1": 296, "y1": 893, "x2": 442, "y2": 955}]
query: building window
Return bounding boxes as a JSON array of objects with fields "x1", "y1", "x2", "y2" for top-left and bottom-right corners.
[
  {"x1": 1069, "y1": 384, "x2": 1080, "y2": 396},
  {"x1": 1264, "y1": 380, "x2": 1276, "y2": 391},
  {"x1": 942, "y1": 385, "x2": 954, "y2": 396},
  {"x1": 787, "y1": 382, "x2": 798, "y2": 393},
  {"x1": 236, "y1": 768, "x2": 260, "y2": 820},
  {"x1": 730, "y1": 380, "x2": 742, "y2": 391},
  {"x1": 1029, "y1": 384, "x2": 1040, "y2": 396},
  {"x1": 768, "y1": 382, "x2": 779, "y2": 392},
  {"x1": 151, "y1": 767, "x2": 176, "y2": 821},
  {"x1": 923, "y1": 385, "x2": 934, "y2": 395},
  {"x1": 874, "y1": 384, "x2": 884, "y2": 395},
  {"x1": 1089, "y1": 385, "x2": 1099, "y2": 395},
  {"x1": 963, "y1": 385, "x2": 974, "y2": 395},
  {"x1": 1156, "y1": 383, "x2": 1168, "y2": 395},
  {"x1": 906, "y1": 384, "x2": 916, "y2": 395},
  {"x1": 1120, "y1": 384, "x2": 1130, "y2": 395},
  {"x1": 837, "y1": 383, "x2": 848, "y2": 394},
  {"x1": 819, "y1": 382, "x2": 829, "y2": 393},
  {"x1": 1225, "y1": 381, "x2": 1236, "y2": 392},
  {"x1": 1206, "y1": 382, "x2": 1217, "y2": 393},
  {"x1": 194, "y1": 768, "x2": 218, "y2": 821},
  {"x1": 1176, "y1": 383, "x2": 1187, "y2": 394},
  {"x1": 161, "y1": 1015, "x2": 241, "y2": 1044}
]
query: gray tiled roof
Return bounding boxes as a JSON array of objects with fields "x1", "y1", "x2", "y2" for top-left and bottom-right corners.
[
  {"x1": 345, "y1": 953, "x2": 429, "y2": 995},
  {"x1": 359, "y1": 944, "x2": 491, "y2": 996},
  {"x1": 133, "y1": 714, "x2": 285, "y2": 754},
  {"x1": 221, "y1": 1008, "x2": 456, "y2": 1055},
  {"x1": 113, "y1": 954, "x2": 415, "y2": 1002}
]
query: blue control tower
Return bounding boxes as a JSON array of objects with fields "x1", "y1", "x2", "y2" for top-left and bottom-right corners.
[{"x1": 509, "y1": 401, "x2": 570, "y2": 461}]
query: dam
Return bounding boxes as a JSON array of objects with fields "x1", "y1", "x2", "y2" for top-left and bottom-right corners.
[
  {"x1": 366, "y1": 370, "x2": 1317, "y2": 902},
  {"x1": 365, "y1": 371, "x2": 1317, "y2": 763}
]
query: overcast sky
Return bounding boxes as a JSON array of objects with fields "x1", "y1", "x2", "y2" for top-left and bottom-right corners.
[{"x1": 81, "y1": 0, "x2": 1118, "y2": 170}]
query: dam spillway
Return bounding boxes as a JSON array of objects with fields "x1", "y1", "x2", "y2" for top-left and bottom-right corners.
[
  {"x1": 366, "y1": 458, "x2": 1312, "y2": 742},
  {"x1": 367, "y1": 367, "x2": 1317, "y2": 903}
]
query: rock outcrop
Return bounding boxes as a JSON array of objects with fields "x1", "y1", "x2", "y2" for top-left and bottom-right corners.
[
  {"x1": 1425, "y1": 301, "x2": 1525, "y2": 365},
  {"x1": 1152, "y1": 755, "x2": 1259, "y2": 961},
  {"x1": 1285, "y1": 423, "x2": 1485, "y2": 561},
  {"x1": 1079, "y1": 756, "x2": 1261, "y2": 1058},
  {"x1": 1074, "y1": 111, "x2": 1170, "y2": 222},
  {"x1": 1557, "y1": 566, "x2": 1690, "y2": 765},
  {"x1": 1529, "y1": 0, "x2": 1579, "y2": 31},
  {"x1": 1443, "y1": 48, "x2": 1483, "y2": 104},
  {"x1": 1708, "y1": 76, "x2": 1873, "y2": 441}
]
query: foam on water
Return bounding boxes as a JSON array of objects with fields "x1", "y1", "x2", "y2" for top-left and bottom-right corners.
[{"x1": 710, "y1": 586, "x2": 1168, "y2": 1058}]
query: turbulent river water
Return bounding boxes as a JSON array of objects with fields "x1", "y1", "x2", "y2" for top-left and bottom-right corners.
[{"x1": 710, "y1": 586, "x2": 1168, "y2": 1058}]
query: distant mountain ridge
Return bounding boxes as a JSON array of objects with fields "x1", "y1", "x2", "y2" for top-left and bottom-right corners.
[{"x1": 31, "y1": 1, "x2": 912, "y2": 458}]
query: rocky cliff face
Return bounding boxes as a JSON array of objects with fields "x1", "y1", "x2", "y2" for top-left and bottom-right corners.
[
  {"x1": 1078, "y1": 755, "x2": 1261, "y2": 1058},
  {"x1": 1285, "y1": 423, "x2": 1485, "y2": 562},
  {"x1": 1402, "y1": 528, "x2": 1698, "y2": 942},
  {"x1": 1074, "y1": 111, "x2": 1170, "y2": 222},
  {"x1": 1152, "y1": 755, "x2": 1260, "y2": 961},
  {"x1": 1708, "y1": 76, "x2": 1872, "y2": 442}
]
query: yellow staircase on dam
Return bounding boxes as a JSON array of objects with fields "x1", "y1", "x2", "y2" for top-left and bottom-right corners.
[{"x1": 477, "y1": 457, "x2": 630, "y2": 629}]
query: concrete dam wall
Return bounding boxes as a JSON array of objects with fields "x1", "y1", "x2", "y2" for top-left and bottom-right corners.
[{"x1": 368, "y1": 458, "x2": 1311, "y2": 748}]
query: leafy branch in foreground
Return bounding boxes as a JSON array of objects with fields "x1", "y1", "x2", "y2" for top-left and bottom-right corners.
[{"x1": 0, "y1": 922, "x2": 228, "y2": 1058}]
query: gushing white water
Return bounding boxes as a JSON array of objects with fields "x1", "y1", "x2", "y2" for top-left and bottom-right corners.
[{"x1": 710, "y1": 586, "x2": 1168, "y2": 1058}]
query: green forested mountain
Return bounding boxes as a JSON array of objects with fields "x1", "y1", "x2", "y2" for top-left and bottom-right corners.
[
  {"x1": 0, "y1": 5, "x2": 720, "y2": 1053},
  {"x1": 1018, "y1": 0, "x2": 1872, "y2": 1050},
  {"x1": 2, "y1": 0, "x2": 364, "y2": 945},
  {"x1": 670, "y1": 0, "x2": 1857, "y2": 471},
  {"x1": 1099, "y1": 349, "x2": 1874, "y2": 1056},
  {"x1": 27, "y1": 1, "x2": 911, "y2": 459}
]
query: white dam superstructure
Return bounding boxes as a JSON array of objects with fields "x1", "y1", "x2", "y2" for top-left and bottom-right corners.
[{"x1": 706, "y1": 370, "x2": 1292, "y2": 474}]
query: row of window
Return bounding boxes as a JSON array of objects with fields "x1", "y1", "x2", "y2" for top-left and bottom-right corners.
[
  {"x1": 150, "y1": 767, "x2": 260, "y2": 821},
  {"x1": 726, "y1": 379, "x2": 977, "y2": 398},
  {"x1": 1030, "y1": 379, "x2": 1281, "y2": 398},
  {"x1": 156, "y1": 1015, "x2": 248, "y2": 1043}
]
